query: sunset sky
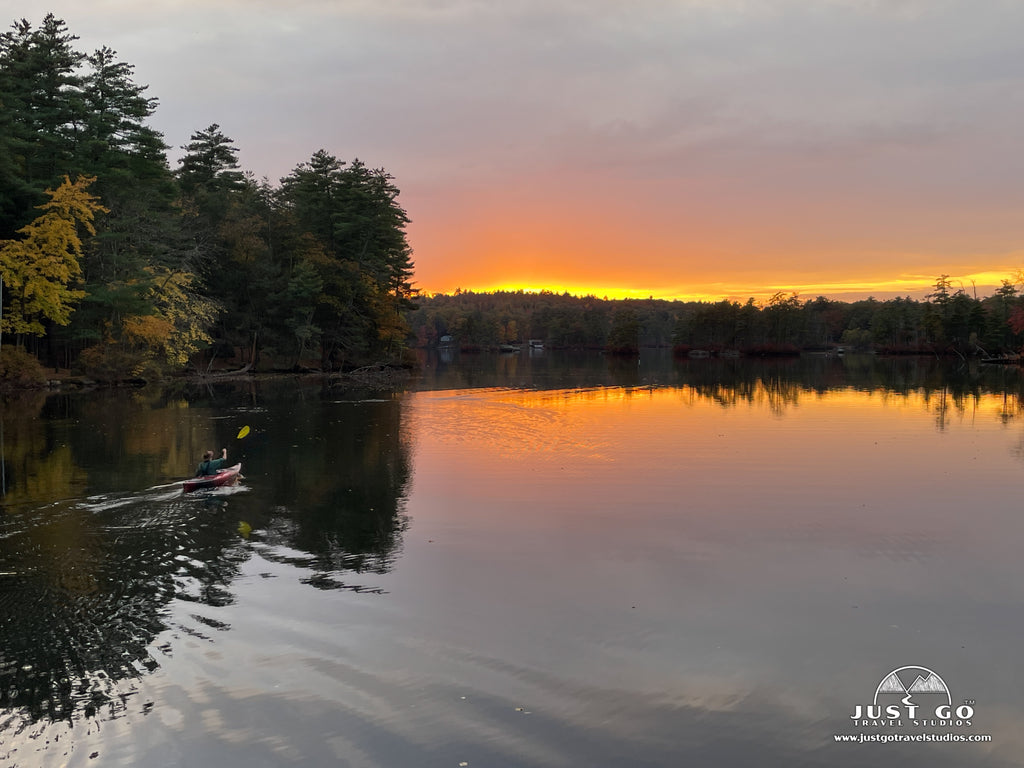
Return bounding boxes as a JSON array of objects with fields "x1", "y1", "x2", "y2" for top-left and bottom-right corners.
[{"x1": 9, "y1": 0, "x2": 1024, "y2": 301}]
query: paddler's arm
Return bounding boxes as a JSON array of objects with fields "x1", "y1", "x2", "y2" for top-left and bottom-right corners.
[{"x1": 212, "y1": 448, "x2": 228, "y2": 471}]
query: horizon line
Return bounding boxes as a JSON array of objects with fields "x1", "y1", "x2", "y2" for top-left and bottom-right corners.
[{"x1": 417, "y1": 269, "x2": 1022, "y2": 304}]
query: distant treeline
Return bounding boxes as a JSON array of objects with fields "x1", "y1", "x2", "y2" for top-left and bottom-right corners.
[
  {"x1": 0, "y1": 15, "x2": 415, "y2": 381},
  {"x1": 410, "y1": 277, "x2": 1024, "y2": 357}
]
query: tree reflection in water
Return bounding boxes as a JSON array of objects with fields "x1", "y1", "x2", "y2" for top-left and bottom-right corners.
[
  {"x1": 0, "y1": 380, "x2": 412, "y2": 729},
  {"x1": 1, "y1": 357, "x2": 1022, "y2": 734}
]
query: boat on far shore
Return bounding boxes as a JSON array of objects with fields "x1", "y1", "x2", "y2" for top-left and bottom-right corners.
[{"x1": 980, "y1": 354, "x2": 1020, "y2": 364}]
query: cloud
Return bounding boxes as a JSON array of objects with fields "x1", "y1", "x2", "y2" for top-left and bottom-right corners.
[
  {"x1": 28, "y1": 1, "x2": 1023, "y2": 171},
  {"x1": 10, "y1": 0, "x2": 1024, "y2": 296}
]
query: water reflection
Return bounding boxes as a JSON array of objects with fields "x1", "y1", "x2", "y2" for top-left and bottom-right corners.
[
  {"x1": 3, "y1": 358, "x2": 1024, "y2": 766},
  {"x1": 0, "y1": 491, "x2": 246, "y2": 724},
  {"x1": 401, "y1": 375, "x2": 1024, "y2": 766},
  {"x1": 237, "y1": 383, "x2": 412, "y2": 581},
  {"x1": 419, "y1": 348, "x2": 1024, "y2": 409},
  {"x1": 0, "y1": 380, "x2": 412, "y2": 731}
]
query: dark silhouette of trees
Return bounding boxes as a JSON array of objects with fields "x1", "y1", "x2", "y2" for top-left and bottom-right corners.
[
  {"x1": 410, "y1": 285, "x2": 1024, "y2": 359},
  {"x1": 4, "y1": 13, "x2": 1023, "y2": 375},
  {"x1": 0, "y1": 15, "x2": 417, "y2": 377}
]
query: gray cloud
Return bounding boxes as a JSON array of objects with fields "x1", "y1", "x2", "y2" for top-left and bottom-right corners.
[
  {"x1": 7, "y1": 0, "x2": 1024, "y2": 290},
  {"x1": 23, "y1": 1, "x2": 1022, "y2": 173}
]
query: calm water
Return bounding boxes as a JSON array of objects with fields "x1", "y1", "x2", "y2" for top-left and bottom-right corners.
[{"x1": 2, "y1": 352, "x2": 1024, "y2": 767}]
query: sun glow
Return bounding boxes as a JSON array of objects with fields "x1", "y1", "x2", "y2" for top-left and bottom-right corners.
[{"x1": 458, "y1": 268, "x2": 1021, "y2": 304}]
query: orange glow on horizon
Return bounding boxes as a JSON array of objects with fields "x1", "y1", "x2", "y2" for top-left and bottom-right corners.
[
  {"x1": 405, "y1": 175, "x2": 1024, "y2": 306},
  {"x1": 422, "y1": 268, "x2": 1021, "y2": 304}
]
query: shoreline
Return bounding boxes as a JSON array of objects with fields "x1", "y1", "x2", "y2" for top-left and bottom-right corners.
[{"x1": 19, "y1": 363, "x2": 416, "y2": 394}]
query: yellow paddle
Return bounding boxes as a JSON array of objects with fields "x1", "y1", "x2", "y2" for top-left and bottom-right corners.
[{"x1": 237, "y1": 425, "x2": 250, "y2": 439}]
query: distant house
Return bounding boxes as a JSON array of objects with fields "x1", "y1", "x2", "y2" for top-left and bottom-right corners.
[{"x1": 439, "y1": 335, "x2": 454, "y2": 347}]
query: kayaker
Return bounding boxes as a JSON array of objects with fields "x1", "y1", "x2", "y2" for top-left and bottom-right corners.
[{"x1": 196, "y1": 448, "x2": 228, "y2": 476}]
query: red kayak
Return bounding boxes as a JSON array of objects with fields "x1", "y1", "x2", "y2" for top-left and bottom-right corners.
[{"x1": 183, "y1": 463, "x2": 242, "y2": 493}]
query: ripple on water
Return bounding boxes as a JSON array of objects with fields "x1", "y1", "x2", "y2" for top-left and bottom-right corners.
[{"x1": 0, "y1": 485, "x2": 252, "y2": 731}]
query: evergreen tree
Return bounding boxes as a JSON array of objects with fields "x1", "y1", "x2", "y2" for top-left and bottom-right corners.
[
  {"x1": 279, "y1": 151, "x2": 415, "y2": 367},
  {"x1": 209, "y1": 176, "x2": 281, "y2": 365},
  {"x1": 983, "y1": 280, "x2": 1018, "y2": 352},
  {"x1": 281, "y1": 257, "x2": 323, "y2": 365},
  {"x1": 0, "y1": 14, "x2": 425, "y2": 375},
  {"x1": 175, "y1": 124, "x2": 247, "y2": 279},
  {"x1": 176, "y1": 123, "x2": 244, "y2": 195},
  {"x1": 607, "y1": 306, "x2": 640, "y2": 355},
  {"x1": 79, "y1": 46, "x2": 167, "y2": 182},
  {"x1": 66, "y1": 46, "x2": 184, "y2": 369},
  {"x1": 0, "y1": 15, "x2": 86, "y2": 235},
  {"x1": 0, "y1": 76, "x2": 21, "y2": 236}
]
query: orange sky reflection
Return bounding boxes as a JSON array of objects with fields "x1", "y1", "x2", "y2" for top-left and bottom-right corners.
[{"x1": 407, "y1": 384, "x2": 1024, "y2": 509}]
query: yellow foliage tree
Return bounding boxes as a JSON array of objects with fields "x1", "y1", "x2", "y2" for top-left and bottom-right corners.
[
  {"x1": 0, "y1": 176, "x2": 107, "y2": 337},
  {"x1": 122, "y1": 314, "x2": 174, "y2": 350},
  {"x1": 125, "y1": 267, "x2": 220, "y2": 366}
]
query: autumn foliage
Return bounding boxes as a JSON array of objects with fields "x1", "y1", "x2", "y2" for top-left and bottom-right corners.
[
  {"x1": 0, "y1": 15, "x2": 415, "y2": 378},
  {"x1": 0, "y1": 175, "x2": 105, "y2": 337}
]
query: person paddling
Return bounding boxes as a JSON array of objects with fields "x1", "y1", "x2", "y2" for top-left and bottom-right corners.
[{"x1": 196, "y1": 448, "x2": 228, "y2": 476}]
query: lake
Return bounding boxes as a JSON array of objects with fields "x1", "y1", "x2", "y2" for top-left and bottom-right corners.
[{"x1": 1, "y1": 351, "x2": 1023, "y2": 767}]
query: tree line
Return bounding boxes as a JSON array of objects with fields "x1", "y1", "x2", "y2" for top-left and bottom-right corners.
[
  {"x1": 411, "y1": 276, "x2": 1024, "y2": 358},
  {"x1": 0, "y1": 14, "x2": 415, "y2": 381}
]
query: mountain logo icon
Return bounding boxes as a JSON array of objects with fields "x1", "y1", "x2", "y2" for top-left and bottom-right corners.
[{"x1": 873, "y1": 666, "x2": 951, "y2": 706}]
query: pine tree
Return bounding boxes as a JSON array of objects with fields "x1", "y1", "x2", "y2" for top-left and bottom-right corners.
[
  {"x1": 176, "y1": 124, "x2": 245, "y2": 195},
  {"x1": 79, "y1": 46, "x2": 167, "y2": 182},
  {"x1": 0, "y1": 16, "x2": 85, "y2": 190},
  {"x1": 279, "y1": 151, "x2": 416, "y2": 367},
  {"x1": 0, "y1": 15, "x2": 86, "y2": 235}
]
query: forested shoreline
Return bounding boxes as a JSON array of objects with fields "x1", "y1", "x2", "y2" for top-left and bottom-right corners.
[
  {"x1": 0, "y1": 14, "x2": 415, "y2": 386},
  {"x1": 3, "y1": 15, "x2": 1023, "y2": 392},
  {"x1": 411, "y1": 277, "x2": 1024, "y2": 359}
]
